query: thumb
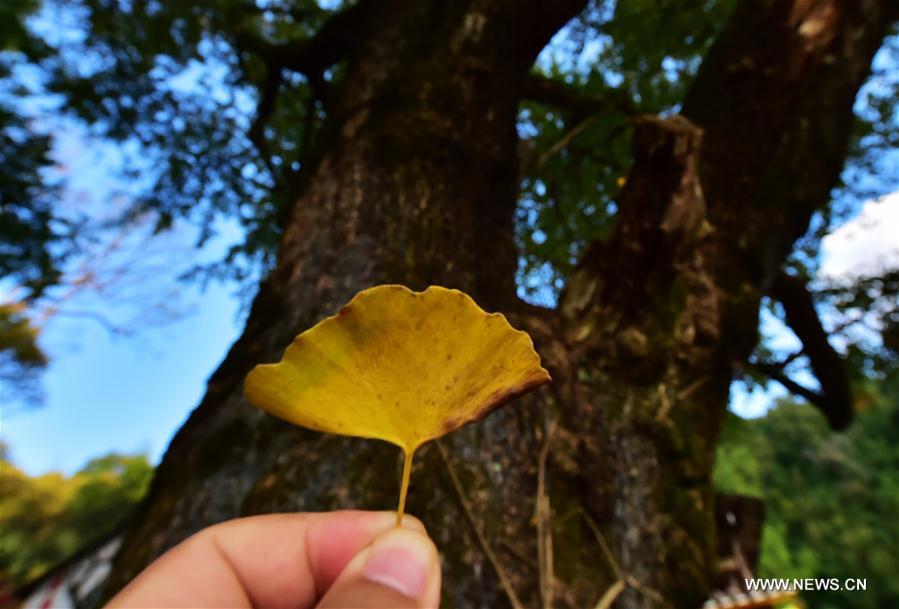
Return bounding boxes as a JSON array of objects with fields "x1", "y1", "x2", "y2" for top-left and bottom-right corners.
[{"x1": 315, "y1": 525, "x2": 441, "y2": 609}]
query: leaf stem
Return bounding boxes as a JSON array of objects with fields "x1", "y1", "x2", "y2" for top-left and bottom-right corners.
[{"x1": 396, "y1": 448, "x2": 414, "y2": 526}]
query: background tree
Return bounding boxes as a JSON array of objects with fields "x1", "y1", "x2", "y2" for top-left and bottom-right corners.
[
  {"x1": 1, "y1": 0, "x2": 195, "y2": 408},
  {"x1": 715, "y1": 372, "x2": 899, "y2": 609},
  {"x1": 0, "y1": 448, "x2": 153, "y2": 588},
  {"x1": 1, "y1": 0, "x2": 68, "y2": 400},
  {"x1": 2, "y1": 0, "x2": 897, "y2": 607}
]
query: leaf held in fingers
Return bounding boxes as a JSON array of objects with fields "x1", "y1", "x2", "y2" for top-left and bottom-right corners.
[{"x1": 243, "y1": 284, "x2": 551, "y2": 522}]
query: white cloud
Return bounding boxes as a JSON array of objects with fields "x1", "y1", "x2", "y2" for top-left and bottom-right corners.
[{"x1": 820, "y1": 191, "x2": 899, "y2": 281}]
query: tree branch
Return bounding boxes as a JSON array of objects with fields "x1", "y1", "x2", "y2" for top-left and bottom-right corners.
[
  {"x1": 520, "y1": 73, "x2": 638, "y2": 118},
  {"x1": 535, "y1": 115, "x2": 596, "y2": 170},
  {"x1": 752, "y1": 360, "x2": 826, "y2": 405},
  {"x1": 231, "y1": 0, "x2": 371, "y2": 76},
  {"x1": 50, "y1": 308, "x2": 131, "y2": 336},
  {"x1": 247, "y1": 65, "x2": 283, "y2": 184},
  {"x1": 231, "y1": 2, "x2": 327, "y2": 24},
  {"x1": 767, "y1": 270, "x2": 853, "y2": 429},
  {"x1": 231, "y1": 3, "x2": 369, "y2": 199},
  {"x1": 682, "y1": 0, "x2": 898, "y2": 278}
]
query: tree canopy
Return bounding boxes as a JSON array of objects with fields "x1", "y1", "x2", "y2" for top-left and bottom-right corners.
[
  {"x1": 2, "y1": 1, "x2": 896, "y2": 406},
  {"x1": 0, "y1": 449, "x2": 153, "y2": 589},
  {"x1": 715, "y1": 371, "x2": 899, "y2": 608}
]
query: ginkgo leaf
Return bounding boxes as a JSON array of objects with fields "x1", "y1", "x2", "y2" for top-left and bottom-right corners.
[{"x1": 244, "y1": 284, "x2": 551, "y2": 523}]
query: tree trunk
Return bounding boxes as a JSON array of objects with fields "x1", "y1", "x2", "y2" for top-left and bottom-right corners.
[{"x1": 105, "y1": 1, "x2": 895, "y2": 607}]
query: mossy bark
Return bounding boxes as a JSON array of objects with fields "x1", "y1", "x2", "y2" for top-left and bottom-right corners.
[{"x1": 104, "y1": 1, "x2": 895, "y2": 608}]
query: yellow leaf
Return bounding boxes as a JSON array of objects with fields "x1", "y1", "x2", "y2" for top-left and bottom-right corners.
[{"x1": 244, "y1": 284, "x2": 551, "y2": 523}]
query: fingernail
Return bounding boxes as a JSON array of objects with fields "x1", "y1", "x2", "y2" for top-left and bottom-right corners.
[{"x1": 362, "y1": 539, "x2": 429, "y2": 599}]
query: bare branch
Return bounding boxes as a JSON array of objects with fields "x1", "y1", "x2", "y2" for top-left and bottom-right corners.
[
  {"x1": 247, "y1": 65, "x2": 284, "y2": 185},
  {"x1": 230, "y1": 2, "x2": 327, "y2": 24},
  {"x1": 231, "y1": 0, "x2": 371, "y2": 76},
  {"x1": 765, "y1": 271, "x2": 853, "y2": 429},
  {"x1": 752, "y1": 360, "x2": 828, "y2": 407},
  {"x1": 534, "y1": 115, "x2": 596, "y2": 172},
  {"x1": 45, "y1": 308, "x2": 130, "y2": 336},
  {"x1": 778, "y1": 348, "x2": 804, "y2": 369},
  {"x1": 520, "y1": 73, "x2": 638, "y2": 118}
]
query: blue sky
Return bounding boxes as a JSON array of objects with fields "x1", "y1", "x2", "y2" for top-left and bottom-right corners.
[
  {"x1": 1, "y1": 123, "x2": 251, "y2": 474},
  {"x1": 2, "y1": 279, "x2": 242, "y2": 473}
]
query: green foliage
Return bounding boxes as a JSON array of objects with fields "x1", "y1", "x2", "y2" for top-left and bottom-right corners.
[
  {"x1": 0, "y1": 0, "x2": 69, "y2": 299},
  {"x1": 0, "y1": 109, "x2": 63, "y2": 297},
  {"x1": 0, "y1": 452, "x2": 153, "y2": 588},
  {"x1": 516, "y1": 0, "x2": 738, "y2": 302},
  {"x1": 41, "y1": 0, "x2": 337, "y2": 284},
  {"x1": 820, "y1": 269, "x2": 899, "y2": 378},
  {"x1": 0, "y1": 0, "x2": 71, "y2": 402},
  {"x1": 2, "y1": 0, "x2": 895, "y2": 406},
  {"x1": 0, "y1": 302, "x2": 47, "y2": 405},
  {"x1": 0, "y1": 303, "x2": 45, "y2": 368},
  {"x1": 714, "y1": 374, "x2": 899, "y2": 608}
]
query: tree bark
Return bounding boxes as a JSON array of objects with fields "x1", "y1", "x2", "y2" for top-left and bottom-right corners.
[{"x1": 105, "y1": 1, "x2": 895, "y2": 608}]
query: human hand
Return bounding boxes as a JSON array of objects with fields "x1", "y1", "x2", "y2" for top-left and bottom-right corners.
[{"x1": 106, "y1": 511, "x2": 441, "y2": 608}]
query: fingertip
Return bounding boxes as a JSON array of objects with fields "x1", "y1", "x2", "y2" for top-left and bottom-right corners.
[
  {"x1": 319, "y1": 510, "x2": 425, "y2": 534},
  {"x1": 397, "y1": 513, "x2": 427, "y2": 534},
  {"x1": 303, "y1": 510, "x2": 424, "y2": 595},
  {"x1": 350, "y1": 510, "x2": 427, "y2": 533},
  {"x1": 363, "y1": 528, "x2": 439, "y2": 598},
  {"x1": 316, "y1": 526, "x2": 441, "y2": 608}
]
